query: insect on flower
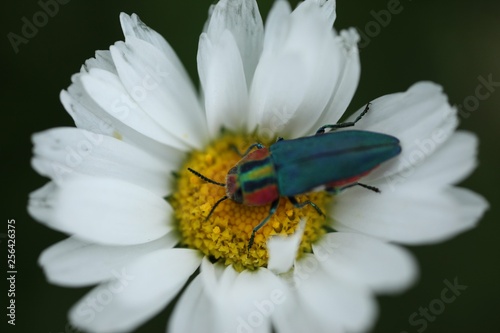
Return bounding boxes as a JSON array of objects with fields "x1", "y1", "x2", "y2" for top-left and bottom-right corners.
[{"x1": 189, "y1": 103, "x2": 402, "y2": 249}]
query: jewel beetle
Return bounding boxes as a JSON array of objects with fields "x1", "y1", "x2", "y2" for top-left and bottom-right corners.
[{"x1": 188, "y1": 103, "x2": 401, "y2": 250}]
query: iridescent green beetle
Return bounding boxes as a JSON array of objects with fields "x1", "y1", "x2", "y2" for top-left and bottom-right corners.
[{"x1": 189, "y1": 104, "x2": 401, "y2": 249}]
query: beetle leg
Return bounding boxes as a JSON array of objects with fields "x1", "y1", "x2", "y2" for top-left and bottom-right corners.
[
  {"x1": 288, "y1": 196, "x2": 325, "y2": 217},
  {"x1": 230, "y1": 142, "x2": 265, "y2": 157},
  {"x1": 327, "y1": 182, "x2": 380, "y2": 194},
  {"x1": 355, "y1": 182, "x2": 380, "y2": 193},
  {"x1": 248, "y1": 199, "x2": 280, "y2": 251},
  {"x1": 316, "y1": 102, "x2": 371, "y2": 134}
]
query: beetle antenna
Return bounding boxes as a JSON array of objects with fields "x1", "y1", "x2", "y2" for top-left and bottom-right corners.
[
  {"x1": 205, "y1": 196, "x2": 228, "y2": 221},
  {"x1": 188, "y1": 168, "x2": 226, "y2": 187}
]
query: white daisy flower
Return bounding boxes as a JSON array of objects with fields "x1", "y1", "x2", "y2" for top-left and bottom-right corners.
[{"x1": 29, "y1": 0, "x2": 488, "y2": 332}]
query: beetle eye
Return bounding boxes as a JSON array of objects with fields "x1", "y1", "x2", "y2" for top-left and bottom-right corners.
[
  {"x1": 233, "y1": 187, "x2": 243, "y2": 203},
  {"x1": 228, "y1": 166, "x2": 237, "y2": 175}
]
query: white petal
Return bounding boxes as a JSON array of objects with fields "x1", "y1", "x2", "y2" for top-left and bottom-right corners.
[
  {"x1": 197, "y1": 31, "x2": 249, "y2": 135},
  {"x1": 249, "y1": 52, "x2": 308, "y2": 140},
  {"x1": 312, "y1": 28, "x2": 361, "y2": 129},
  {"x1": 272, "y1": 289, "x2": 326, "y2": 333},
  {"x1": 246, "y1": 1, "x2": 295, "y2": 137},
  {"x1": 69, "y1": 249, "x2": 201, "y2": 333},
  {"x1": 249, "y1": 2, "x2": 351, "y2": 138},
  {"x1": 347, "y1": 82, "x2": 459, "y2": 182},
  {"x1": 83, "y1": 50, "x2": 117, "y2": 74},
  {"x1": 199, "y1": 259, "x2": 287, "y2": 333},
  {"x1": 31, "y1": 127, "x2": 179, "y2": 196},
  {"x1": 382, "y1": 131, "x2": 478, "y2": 191},
  {"x1": 199, "y1": 257, "x2": 238, "y2": 303},
  {"x1": 60, "y1": 87, "x2": 114, "y2": 137},
  {"x1": 294, "y1": 253, "x2": 377, "y2": 332},
  {"x1": 169, "y1": 274, "x2": 218, "y2": 333},
  {"x1": 304, "y1": 0, "x2": 337, "y2": 27},
  {"x1": 61, "y1": 15, "x2": 201, "y2": 153},
  {"x1": 204, "y1": 0, "x2": 264, "y2": 85},
  {"x1": 216, "y1": 268, "x2": 285, "y2": 333},
  {"x1": 267, "y1": 219, "x2": 305, "y2": 274},
  {"x1": 39, "y1": 232, "x2": 178, "y2": 287},
  {"x1": 28, "y1": 177, "x2": 172, "y2": 245},
  {"x1": 110, "y1": 37, "x2": 208, "y2": 149},
  {"x1": 79, "y1": 68, "x2": 189, "y2": 150},
  {"x1": 119, "y1": 13, "x2": 191, "y2": 85},
  {"x1": 61, "y1": 80, "x2": 184, "y2": 160},
  {"x1": 198, "y1": 260, "x2": 239, "y2": 332},
  {"x1": 261, "y1": 0, "x2": 291, "y2": 55},
  {"x1": 332, "y1": 185, "x2": 489, "y2": 245},
  {"x1": 313, "y1": 232, "x2": 417, "y2": 293}
]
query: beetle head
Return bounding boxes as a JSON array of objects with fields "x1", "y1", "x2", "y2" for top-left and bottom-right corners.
[{"x1": 226, "y1": 166, "x2": 243, "y2": 203}]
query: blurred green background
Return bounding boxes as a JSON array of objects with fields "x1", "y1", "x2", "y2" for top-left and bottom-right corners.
[{"x1": 1, "y1": 0, "x2": 499, "y2": 332}]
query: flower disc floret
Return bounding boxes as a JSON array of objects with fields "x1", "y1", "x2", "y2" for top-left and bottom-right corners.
[{"x1": 170, "y1": 133, "x2": 331, "y2": 271}]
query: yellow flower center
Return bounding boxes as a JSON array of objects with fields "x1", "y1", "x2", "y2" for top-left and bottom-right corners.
[{"x1": 169, "y1": 132, "x2": 332, "y2": 272}]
